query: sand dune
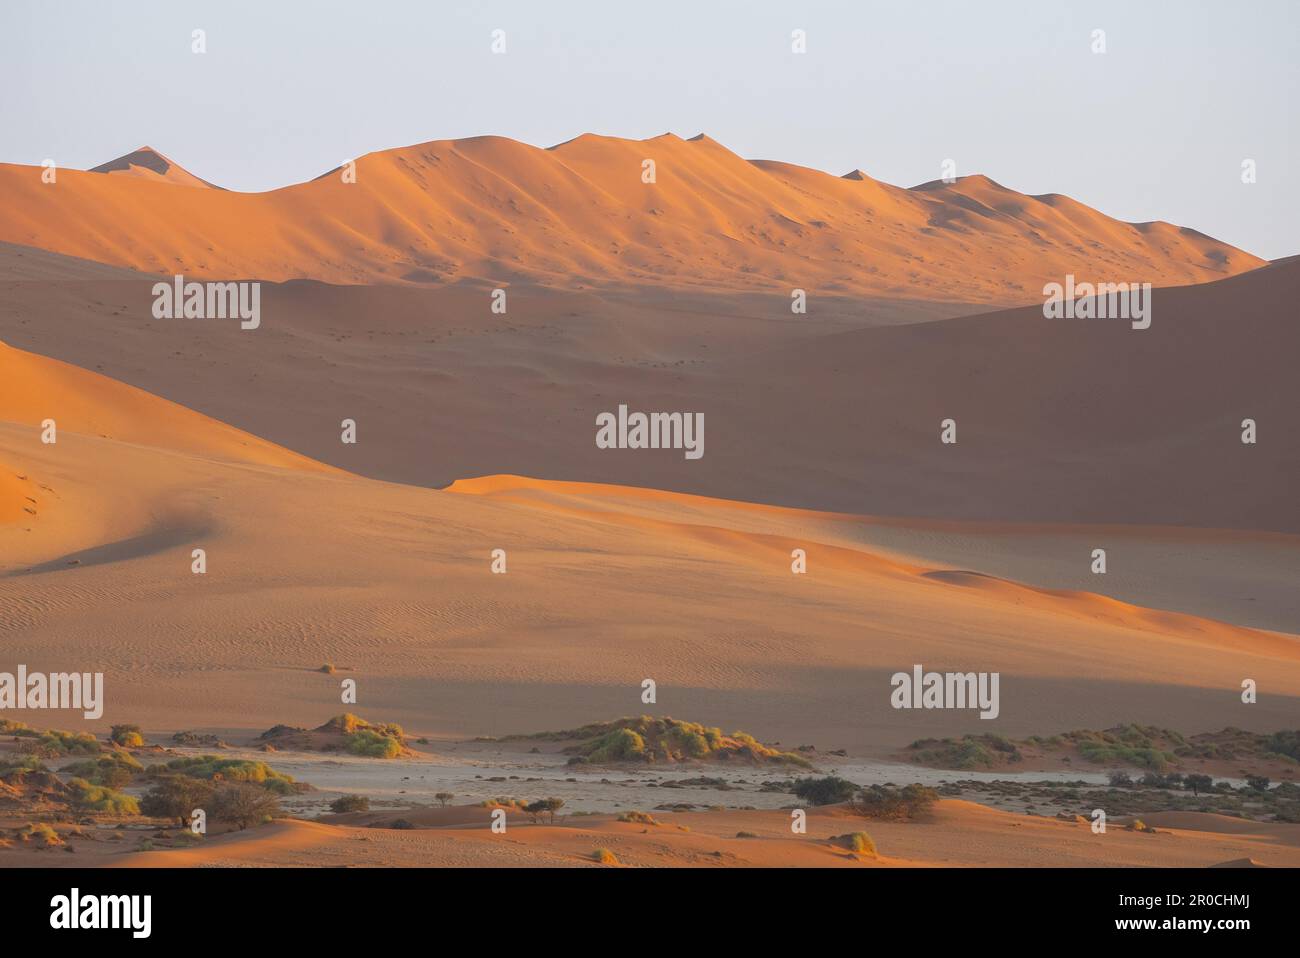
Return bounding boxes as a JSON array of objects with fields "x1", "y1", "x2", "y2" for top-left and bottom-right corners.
[
  {"x1": 89, "y1": 146, "x2": 222, "y2": 190},
  {"x1": 72, "y1": 801, "x2": 1300, "y2": 869},
  {"x1": 1, "y1": 247, "x2": 1293, "y2": 534},
  {"x1": 0, "y1": 133, "x2": 1261, "y2": 299},
  {"x1": 2, "y1": 414, "x2": 1297, "y2": 750},
  {"x1": 0, "y1": 338, "x2": 335, "y2": 474}
]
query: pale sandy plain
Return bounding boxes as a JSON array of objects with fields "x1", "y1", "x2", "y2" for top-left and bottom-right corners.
[{"x1": 0, "y1": 137, "x2": 1296, "y2": 867}]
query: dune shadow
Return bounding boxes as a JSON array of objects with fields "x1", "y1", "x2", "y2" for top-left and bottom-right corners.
[{"x1": 5, "y1": 521, "x2": 211, "y2": 577}]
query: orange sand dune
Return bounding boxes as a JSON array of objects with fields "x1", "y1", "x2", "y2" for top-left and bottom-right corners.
[
  {"x1": 89, "y1": 146, "x2": 222, "y2": 190},
  {"x1": 0, "y1": 133, "x2": 1262, "y2": 300},
  {"x1": 0, "y1": 338, "x2": 336, "y2": 475},
  {"x1": 92, "y1": 801, "x2": 1300, "y2": 869},
  {"x1": 3, "y1": 417, "x2": 1298, "y2": 749}
]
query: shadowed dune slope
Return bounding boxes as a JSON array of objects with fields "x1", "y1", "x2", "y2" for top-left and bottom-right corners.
[
  {"x1": 0, "y1": 338, "x2": 336, "y2": 474},
  {"x1": 0, "y1": 133, "x2": 1262, "y2": 300}
]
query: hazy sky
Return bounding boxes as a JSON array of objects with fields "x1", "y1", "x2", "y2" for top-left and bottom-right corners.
[{"x1": 2, "y1": 0, "x2": 1295, "y2": 258}]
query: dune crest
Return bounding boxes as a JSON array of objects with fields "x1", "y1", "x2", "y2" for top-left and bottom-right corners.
[{"x1": 0, "y1": 133, "x2": 1261, "y2": 300}]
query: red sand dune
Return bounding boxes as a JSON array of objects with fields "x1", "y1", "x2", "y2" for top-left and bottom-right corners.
[
  {"x1": 89, "y1": 146, "x2": 222, "y2": 190},
  {"x1": 0, "y1": 133, "x2": 1262, "y2": 300}
]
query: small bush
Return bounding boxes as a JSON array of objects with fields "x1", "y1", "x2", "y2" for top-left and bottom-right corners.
[
  {"x1": 791, "y1": 775, "x2": 858, "y2": 806},
  {"x1": 211, "y1": 782, "x2": 281, "y2": 829},
  {"x1": 345, "y1": 728, "x2": 402, "y2": 759},
  {"x1": 67, "y1": 778, "x2": 139, "y2": 815},
  {"x1": 591, "y1": 847, "x2": 619, "y2": 865},
  {"x1": 109, "y1": 724, "x2": 145, "y2": 748},
  {"x1": 18, "y1": 823, "x2": 62, "y2": 848},
  {"x1": 330, "y1": 794, "x2": 370, "y2": 813},
  {"x1": 618, "y1": 810, "x2": 658, "y2": 825},
  {"x1": 853, "y1": 784, "x2": 939, "y2": 821},
  {"x1": 435, "y1": 792, "x2": 455, "y2": 807},
  {"x1": 840, "y1": 831, "x2": 877, "y2": 857}
]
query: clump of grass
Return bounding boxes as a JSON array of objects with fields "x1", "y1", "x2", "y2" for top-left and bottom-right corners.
[
  {"x1": 591, "y1": 847, "x2": 619, "y2": 865},
  {"x1": 617, "y1": 810, "x2": 658, "y2": 825},
  {"x1": 63, "y1": 750, "x2": 143, "y2": 789},
  {"x1": 478, "y1": 797, "x2": 528, "y2": 810},
  {"x1": 18, "y1": 823, "x2": 63, "y2": 848},
  {"x1": 26, "y1": 729, "x2": 100, "y2": 758},
  {"x1": 345, "y1": 728, "x2": 403, "y2": 759},
  {"x1": 319, "y1": 664, "x2": 336, "y2": 674},
  {"x1": 146, "y1": 756, "x2": 298, "y2": 794},
  {"x1": 109, "y1": 724, "x2": 145, "y2": 748},
  {"x1": 736, "y1": 831, "x2": 759, "y2": 838},
  {"x1": 67, "y1": 778, "x2": 139, "y2": 815},
  {"x1": 0, "y1": 719, "x2": 38, "y2": 738},
  {"x1": 835, "y1": 831, "x2": 878, "y2": 857},
  {"x1": 548, "y1": 716, "x2": 810, "y2": 767}
]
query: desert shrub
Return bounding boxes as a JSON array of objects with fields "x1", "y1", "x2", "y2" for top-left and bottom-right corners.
[
  {"x1": 853, "y1": 784, "x2": 939, "y2": 821},
  {"x1": 838, "y1": 831, "x2": 877, "y2": 857},
  {"x1": 139, "y1": 775, "x2": 216, "y2": 825},
  {"x1": 330, "y1": 794, "x2": 370, "y2": 813},
  {"x1": 63, "y1": 750, "x2": 143, "y2": 789},
  {"x1": 1108, "y1": 771, "x2": 1133, "y2": 787},
  {"x1": 1246, "y1": 775, "x2": 1271, "y2": 792},
  {"x1": 618, "y1": 810, "x2": 658, "y2": 825},
  {"x1": 791, "y1": 775, "x2": 857, "y2": 806},
  {"x1": 1183, "y1": 774, "x2": 1213, "y2": 795},
  {"x1": 583, "y1": 728, "x2": 647, "y2": 763},
  {"x1": 319, "y1": 664, "x2": 336, "y2": 674},
  {"x1": 148, "y1": 756, "x2": 297, "y2": 794},
  {"x1": 591, "y1": 847, "x2": 619, "y2": 865},
  {"x1": 1264, "y1": 731, "x2": 1300, "y2": 762},
  {"x1": 109, "y1": 724, "x2": 145, "y2": 748},
  {"x1": 28, "y1": 729, "x2": 100, "y2": 757},
  {"x1": 0, "y1": 754, "x2": 48, "y2": 780},
  {"x1": 18, "y1": 823, "x2": 62, "y2": 847},
  {"x1": 524, "y1": 797, "x2": 565, "y2": 824},
  {"x1": 736, "y1": 831, "x2": 758, "y2": 838},
  {"x1": 390, "y1": 819, "x2": 415, "y2": 830},
  {"x1": 345, "y1": 728, "x2": 402, "y2": 759},
  {"x1": 0, "y1": 719, "x2": 37, "y2": 737},
  {"x1": 435, "y1": 792, "x2": 455, "y2": 807},
  {"x1": 67, "y1": 778, "x2": 139, "y2": 815},
  {"x1": 211, "y1": 782, "x2": 281, "y2": 829}
]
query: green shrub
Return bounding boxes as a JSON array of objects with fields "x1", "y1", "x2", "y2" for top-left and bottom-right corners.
[
  {"x1": 139, "y1": 776, "x2": 215, "y2": 825},
  {"x1": 148, "y1": 756, "x2": 297, "y2": 794},
  {"x1": 840, "y1": 831, "x2": 877, "y2": 857},
  {"x1": 109, "y1": 724, "x2": 145, "y2": 748},
  {"x1": 67, "y1": 778, "x2": 139, "y2": 815},
  {"x1": 211, "y1": 782, "x2": 280, "y2": 829},
  {"x1": 792, "y1": 775, "x2": 858, "y2": 806},
  {"x1": 345, "y1": 728, "x2": 402, "y2": 758},
  {"x1": 853, "y1": 784, "x2": 939, "y2": 821},
  {"x1": 330, "y1": 794, "x2": 370, "y2": 813}
]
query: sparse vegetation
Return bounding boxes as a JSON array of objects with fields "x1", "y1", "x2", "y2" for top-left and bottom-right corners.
[
  {"x1": 525, "y1": 798, "x2": 565, "y2": 823},
  {"x1": 62, "y1": 750, "x2": 143, "y2": 789},
  {"x1": 330, "y1": 794, "x2": 370, "y2": 813},
  {"x1": 518, "y1": 716, "x2": 810, "y2": 767},
  {"x1": 591, "y1": 847, "x2": 619, "y2": 865},
  {"x1": 139, "y1": 776, "x2": 216, "y2": 826},
  {"x1": 617, "y1": 810, "x2": 658, "y2": 825},
  {"x1": 67, "y1": 778, "x2": 139, "y2": 815},
  {"x1": 791, "y1": 775, "x2": 858, "y2": 806},
  {"x1": 853, "y1": 784, "x2": 939, "y2": 821},
  {"x1": 435, "y1": 792, "x2": 455, "y2": 807},
  {"x1": 834, "y1": 831, "x2": 878, "y2": 857},
  {"x1": 146, "y1": 756, "x2": 299, "y2": 794},
  {"x1": 211, "y1": 781, "x2": 281, "y2": 829},
  {"x1": 18, "y1": 823, "x2": 62, "y2": 848},
  {"x1": 108, "y1": 724, "x2": 145, "y2": 748}
]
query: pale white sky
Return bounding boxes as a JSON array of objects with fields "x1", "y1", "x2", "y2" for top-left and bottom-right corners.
[{"x1": 2, "y1": 0, "x2": 1295, "y2": 258}]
